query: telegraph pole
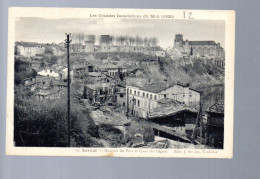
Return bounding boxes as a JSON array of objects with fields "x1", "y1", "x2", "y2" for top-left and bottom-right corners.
[
  {"x1": 192, "y1": 91, "x2": 203, "y2": 144},
  {"x1": 65, "y1": 33, "x2": 72, "y2": 147}
]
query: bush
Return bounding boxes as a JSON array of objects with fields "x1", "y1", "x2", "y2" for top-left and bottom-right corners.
[
  {"x1": 126, "y1": 120, "x2": 155, "y2": 143},
  {"x1": 98, "y1": 124, "x2": 123, "y2": 147},
  {"x1": 14, "y1": 89, "x2": 100, "y2": 147}
]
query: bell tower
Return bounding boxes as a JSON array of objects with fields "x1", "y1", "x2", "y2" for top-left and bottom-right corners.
[{"x1": 174, "y1": 34, "x2": 183, "y2": 48}]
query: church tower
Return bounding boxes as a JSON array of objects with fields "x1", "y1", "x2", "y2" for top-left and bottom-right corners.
[{"x1": 174, "y1": 34, "x2": 184, "y2": 48}]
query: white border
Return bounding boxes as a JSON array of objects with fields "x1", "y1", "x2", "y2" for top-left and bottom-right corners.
[{"x1": 6, "y1": 7, "x2": 235, "y2": 158}]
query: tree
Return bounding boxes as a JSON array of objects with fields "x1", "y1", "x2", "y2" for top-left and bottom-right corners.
[
  {"x1": 151, "y1": 37, "x2": 159, "y2": 47},
  {"x1": 144, "y1": 37, "x2": 149, "y2": 47},
  {"x1": 44, "y1": 46, "x2": 54, "y2": 55},
  {"x1": 14, "y1": 88, "x2": 100, "y2": 147},
  {"x1": 110, "y1": 35, "x2": 116, "y2": 45},
  {"x1": 129, "y1": 37, "x2": 135, "y2": 46},
  {"x1": 118, "y1": 36, "x2": 126, "y2": 45},
  {"x1": 135, "y1": 35, "x2": 142, "y2": 46}
]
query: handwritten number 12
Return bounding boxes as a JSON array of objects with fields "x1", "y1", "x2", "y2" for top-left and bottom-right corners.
[{"x1": 183, "y1": 12, "x2": 193, "y2": 19}]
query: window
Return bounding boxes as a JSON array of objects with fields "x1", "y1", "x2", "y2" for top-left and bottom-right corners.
[
  {"x1": 134, "y1": 91, "x2": 136, "y2": 95},
  {"x1": 143, "y1": 92, "x2": 145, "y2": 97},
  {"x1": 150, "y1": 94, "x2": 153, "y2": 99},
  {"x1": 183, "y1": 95, "x2": 185, "y2": 97},
  {"x1": 154, "y1": 95, "x2": 157, "y2": 100},
  {"x1": 120, "y1": 94, "x2": 124, "y2": 98},
  {"x1": 137, "y1": 100, "x2": 140, "y2": 107},
  {"x1": 130, "y1": 89, "x2": 132, "y2": 94},
  {"x1": 146, "y1": 93, "x2": 149, "y2": 98},
  {"x1": 138, "y1": 91, "x2": 140, "y2": 96},
  {"x1": 164, "y1": 94, "x2": 166, "y2": 98}
]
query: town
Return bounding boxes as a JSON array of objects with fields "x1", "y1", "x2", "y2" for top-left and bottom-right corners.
[{"x1": 14, "y1": 33, "x2": 225, "y2": 149}]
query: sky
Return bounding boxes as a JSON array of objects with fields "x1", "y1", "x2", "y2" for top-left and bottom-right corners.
[{"x1": 15, "y1": 17, "x2": 225, "y2": 49}]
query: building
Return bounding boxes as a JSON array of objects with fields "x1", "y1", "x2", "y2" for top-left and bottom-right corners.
[
  {"x1": 148, "y1": 98, "x2": 197, "y2": 136},
  {"x1": 16, "y1": 43, "x2": 45, "y2": 57},
  {"x1": 72, "y1": 60, "x2": 96, "y2": 79},
  {"x1": 206, "y1": 101, "x2": 224, "y2": 148},
  {"x1": 23, "y1": 76, "x2": 67, "y2": 100},
  {"x1": 84, "y1": 82, "x2": 115, "y2": 103},
  {"x1": 70, "y1": 43, "x2": 85, "y2": 53},
  {"x1": 84, "y1": 35, "x2": 95, "y2": 53},
  {"x1": 126, "y1": 82, "x2": 200, "y2": 119},
  {"x1": 116, "y1": 88, "x2": 126, "y2": 106},
  {"x1": 60, "y1": 68, "x2": 74, "y2": 81},
  {"x1": 37, "y1": 69, "x2": 60, "y2": 80},
  {"x1": 145, "y1": 46, "x2": 166, "y2": 57},
  {"x1": 100, "y1": 35, "x2": 112, "y2": 52},
  {"x1": 212, "y1": 58, "x2": 225, "y2": 68},
  {"x1": 99, "y1": 64, "x2": 128, "y2": 77},
  {"x1": 174, "y1": 34, "x2": 225, "y2": 59}
]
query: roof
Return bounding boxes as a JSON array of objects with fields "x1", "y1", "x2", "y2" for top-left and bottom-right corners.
[
  {"x1": 149, "y1": 99, "x2": 197, "y2": 119},
  {"x1": 18, "y1": 44, "x2": 41, "y2": 48},
  {"x1": 53, "y1": 81, "x2": 67, "y2": 86},
  {"x1": 188, "y1": 41, "x2": 217, "y2": 46},
  {"x1": 85, "y1": 82, "x2": 112, "y2": 90},
  {"x1": 128, "y1": 82, "x2": 175, "y2": 93},
  {"x1": 99, "y1": 64, "x2": 125, "y2": 69},
  {"x1": 128, "y1": 82, "x2": 201, "y2": 94},
  {"x1": 207, "y1": 101, "x2": 224, "y2": 114},
  {"x1": 36, "y1": 90, "x2": 60, "y2": 96},
  {"x1": 38, "y1": 69, "x2": 60, "y2": 78}
]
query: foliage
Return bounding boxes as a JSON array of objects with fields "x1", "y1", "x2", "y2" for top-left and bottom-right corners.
[
  {"x1": 14, "y1": 86, "x2": 101, "y2": 147},
  {"x1": 14, "y1": 58, "x2": 37, "y2": 85},
  {"x1": 125, "y1": 120, "x2": 155, "y2": 143},
  {"x1": 44, "y1": 46, "x2": 54, "y2": 55},
  {"x1": 98, "y1": 124, "x2": 123, "y2": 147}
]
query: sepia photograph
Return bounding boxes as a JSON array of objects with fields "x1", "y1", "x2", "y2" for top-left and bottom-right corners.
[{"x1": 6, "y1": 8, "x2": 235, "y2": 158}]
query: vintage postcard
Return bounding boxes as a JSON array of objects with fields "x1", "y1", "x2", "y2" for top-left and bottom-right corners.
[{"x1": 6, "y1": 7, "x2": 235, "y2": 158}]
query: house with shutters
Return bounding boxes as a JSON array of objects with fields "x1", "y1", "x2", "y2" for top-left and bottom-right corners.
[{"x1": 126, "y1": 82, "x2": 200, "y2": 119}]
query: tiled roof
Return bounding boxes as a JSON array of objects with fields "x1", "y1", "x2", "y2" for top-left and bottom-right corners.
[{"x1": 149, "y1": 99, "x2": 197, "y2": 119}]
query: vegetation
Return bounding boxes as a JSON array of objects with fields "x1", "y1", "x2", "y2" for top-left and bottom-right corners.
[
  {"x1": 14, "y1": 59, "x2": 37, "y2": 85},
  {"x1": 14, "y1": 85, "x2": 102, "y2": 147},
  {"x1": 125, "y1": 120, "x2": 155, "y2": 144},
  {"x1": 98, "y1": 124, "x2": 124, "y2": 147}
]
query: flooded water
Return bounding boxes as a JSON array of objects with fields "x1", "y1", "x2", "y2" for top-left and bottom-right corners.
[{"x1": 197, "y1": 84, "x2": 224, "y2": 112}]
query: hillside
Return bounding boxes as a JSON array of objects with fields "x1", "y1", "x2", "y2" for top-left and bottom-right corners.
[
  {"x1": 61, "y1": 52, "x2": 224, "y2": 89},
  {"x1": 82, "y1": 52, "x2": 224, "y2": 89}
]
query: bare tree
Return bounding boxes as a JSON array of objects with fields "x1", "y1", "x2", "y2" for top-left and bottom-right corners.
[
  {"x1": 125, "y1": 35, "x2": 129, "y2": 45},
  {"x1": 118, "y1": 36, "x2": 126, "y2": 45},
  {"x1": 110, "y1": 35, "x2": 116, "y2": 45},
  {"x1": 144, "y1": 37, "x2": 149, "y2": 47},
  {"x1": 135, "y1": 35, "x2": 142, "y2": 46},
  {"x1": 151, "y1": 37, "x2": 159, "y2": 47},
  {"x1": 129, "y1": 37, "x2": 135, "y2": 46}
]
